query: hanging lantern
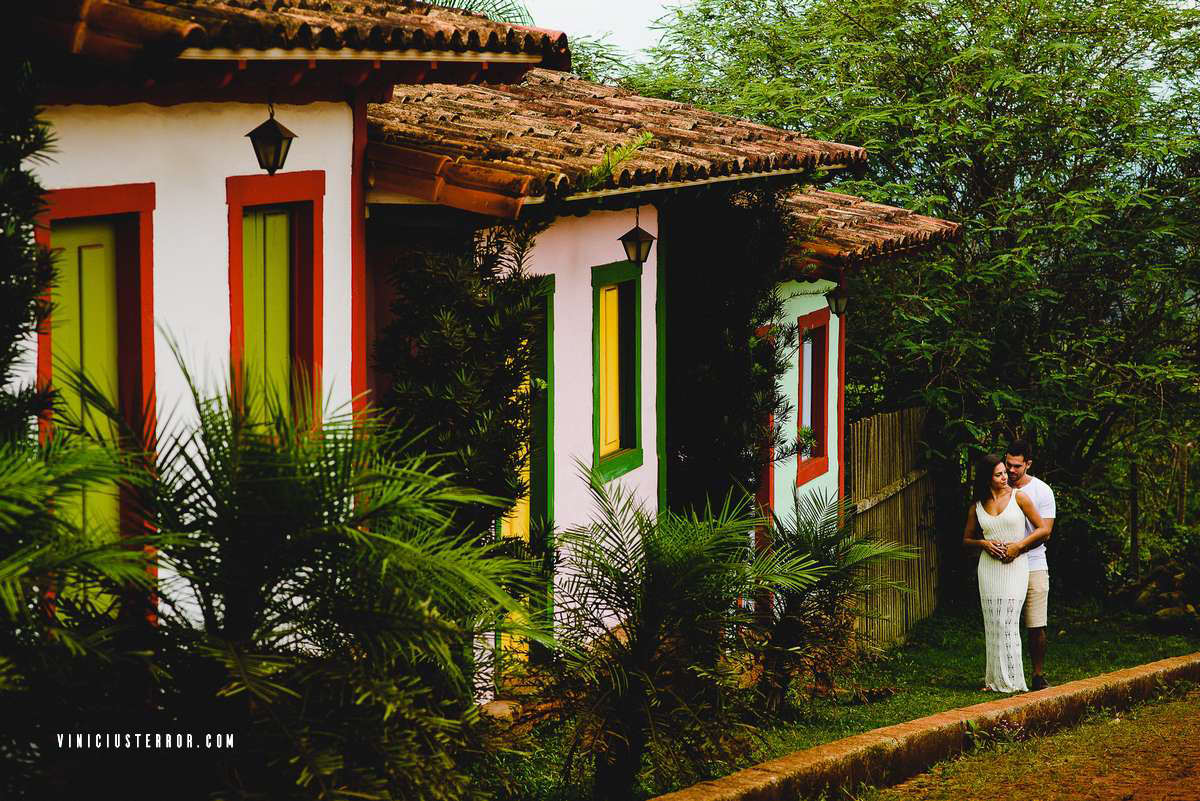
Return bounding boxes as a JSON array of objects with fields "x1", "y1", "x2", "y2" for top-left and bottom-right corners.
[
  {"x1": 245, "y1": 103, "x2": 297, "y2": 176},
  {"x1": 618, "y1": 205, "x2": 656, "y2": 264},
  {"x1": 825, "y1": 283, "x2": 850, "y2": 317}
]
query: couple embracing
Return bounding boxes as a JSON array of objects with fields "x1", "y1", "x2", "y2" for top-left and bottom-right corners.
[{"x1": 962, "y1": 440, "x2": 1055, "y2": 693}]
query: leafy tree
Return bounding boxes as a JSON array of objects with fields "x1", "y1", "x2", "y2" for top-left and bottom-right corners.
[
  {"x1": 531, "y1": 472, "x2": 822, "y2": 801},
  {"x1": 569, "y1": 34, "x2": 630, "y2": 85},
  {"x1": 630, "y1": 0, "x2": 1200, "y2": 594},
  {"x1": 373, "y1": 224, "x2": 548, "y2": 537},
  {"x1": 661, "y1": 189, "x2": 800, "y2": 512},
  {"x1": 0, "y1": 59, "x2": 55, "y2": 438}
]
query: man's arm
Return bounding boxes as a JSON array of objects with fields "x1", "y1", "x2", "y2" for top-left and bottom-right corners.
[
  {"x1": 1024, "y1": 516, "x2": 1054, "y2": 549},
  {"x1": 1010, "y1": 493, "x2": 1051, "y2": 558}
]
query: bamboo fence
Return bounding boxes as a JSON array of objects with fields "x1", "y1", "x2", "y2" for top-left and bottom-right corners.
[{"x1": 847, "y1": 407, "x2": 938, "y2": 646}]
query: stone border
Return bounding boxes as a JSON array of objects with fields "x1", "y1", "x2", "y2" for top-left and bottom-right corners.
[{"x1": 652, "y1": 652, "x2": 1200, "y2": 801}]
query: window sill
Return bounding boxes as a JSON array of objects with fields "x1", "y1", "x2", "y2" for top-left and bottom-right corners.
[
  {"x1": 595, "y1": 447, "x2": 643, "y2": 483},
  {"x1": 795, "y1": 455, "x2": 829, "y2": 486}
]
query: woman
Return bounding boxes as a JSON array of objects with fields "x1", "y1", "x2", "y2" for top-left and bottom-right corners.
[{"x1": 962, "y1": 453, "x2": 1049, "y2": 693}]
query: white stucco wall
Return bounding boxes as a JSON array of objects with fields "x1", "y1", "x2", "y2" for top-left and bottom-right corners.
[
  {"x1": 23, "y1": 101, "x2": 354, "y2": 431},
  {"x1": 772, "y1": 278, "x2": 842, "y2": 517},
  {"x1": 526, "y1": 206, "x2": 659, "y2": 532}
]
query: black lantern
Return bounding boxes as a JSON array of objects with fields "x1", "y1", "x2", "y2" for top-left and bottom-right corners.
[
  {"x1": 246, "y1": 104, "x2": 297, "y2": 176},
  {"x1": 619, "y1": 206, "x2": 656, "y2": 264},
  {"x1": 825, "y1": 283, "x2": 849, "y2": 317}
]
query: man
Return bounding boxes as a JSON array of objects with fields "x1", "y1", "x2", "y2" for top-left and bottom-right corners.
[{"x1": 1003, "y1": 439, "x2": 1055, "y2": 690}]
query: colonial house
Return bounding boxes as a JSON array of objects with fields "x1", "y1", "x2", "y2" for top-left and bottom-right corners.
[
  {"x1": 26, "y1": 2, "x2": 959, "y2": 547},
  {"x1": 361, "y1": 68, "x2": 960, "y2": 540},
  {"x1": 26, "y1": 0, "x2": 567, "y2": 531},
  {"x1": 765, "y1": 190, "x2": 960, "y2": 517}
]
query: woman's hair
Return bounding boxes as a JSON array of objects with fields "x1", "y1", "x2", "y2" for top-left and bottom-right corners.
[{"x1": 973, "y1": 453, "x2": 1005, "y2": 504}]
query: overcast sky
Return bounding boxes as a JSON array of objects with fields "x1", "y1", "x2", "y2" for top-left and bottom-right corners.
[{"x1": 522, "y1": 0, "x2": 679, "y2": 59}]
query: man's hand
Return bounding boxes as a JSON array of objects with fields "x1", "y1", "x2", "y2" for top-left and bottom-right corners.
[{"x1": 983, "y1": 541, "x2": 1007, "y2": 560}]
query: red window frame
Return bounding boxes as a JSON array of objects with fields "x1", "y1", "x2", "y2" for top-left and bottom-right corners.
[
  {"x1": 796, "y1": 307, "x2": 830, "y2": 486},
  {"x1": 226, "y1": 170, "x2": 324, "y2": 405},
  {"x1": 36, "y1": 183, "x2": 157, "y2": 442},
  {"x1": 35, "y1": 183, "x2": 157, "y2": 612}
]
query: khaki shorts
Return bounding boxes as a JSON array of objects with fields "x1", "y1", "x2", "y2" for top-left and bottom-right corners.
[{"x1": 1024, "y1": 570, "x2": 1049, "y2": 628}]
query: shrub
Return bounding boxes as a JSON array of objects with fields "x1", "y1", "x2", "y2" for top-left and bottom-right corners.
[
  {"x1": 373, "y1": 223, "x2": 549, "y2": 537},
  {"x1": 0, "y1": 434, "x2": 157, "y2": 796},
  {"x1": 35, "y1": 354, "x2": 547, "y2": 800},
  {"x1": 758, "y1": 489, "x2": 917, "y2": 713},
  {"x1": 141, "y1": 363, "x2": 548, "y2": 800},
  {"x1": 532, "y1": 474, "x2": 822, "y2": 801},
  {"x1": 0, "y1": 59, "x2": 56, "y2": 438}
]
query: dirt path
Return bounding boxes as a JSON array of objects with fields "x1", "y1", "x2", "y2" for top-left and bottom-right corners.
[{"x1": 865, "y1": 688, "x2": 1200, "y2": 801}]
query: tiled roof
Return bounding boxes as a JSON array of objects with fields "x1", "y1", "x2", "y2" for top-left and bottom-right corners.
[
  {"x1": 365, "y1": 68, "x2": 959, "y2": 265},
  {"x1": 366, "y1": 68, "x2": 868, "y2": 215},
  {"x1": 783, "y1": 189, "x2": 961, "y2": 268},
  {"x1": 33, "y1": 0, "x2": 569, "y2": 64}
]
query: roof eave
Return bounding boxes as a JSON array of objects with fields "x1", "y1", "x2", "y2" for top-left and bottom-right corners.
[{"x1": 175, "y1": 47, "x2": 545, "y2": 64}]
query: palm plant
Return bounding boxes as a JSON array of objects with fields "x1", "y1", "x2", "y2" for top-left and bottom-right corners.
[
  {"x1": 757, "y1": 489, "x2": 917, "y2": 713},
  {"x1": 138, "y1": 358, "x2": 548, "y2": 800},
  {"x1": 0, "y1": 433, "x2": 158, "y2": 797},
  {"x1": 537, "y1": 472, "x2": 823, "y2": 801},
  {"x1": 436, "y1": 0, "x2": 533, "y2": 25}
]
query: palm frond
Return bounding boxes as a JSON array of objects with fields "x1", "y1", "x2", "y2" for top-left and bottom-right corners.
[{"x1": 435, "y1": 0, "x2": 533, "y2": 25}]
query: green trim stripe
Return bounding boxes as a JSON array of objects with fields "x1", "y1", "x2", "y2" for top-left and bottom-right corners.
[
  {"x1": 654, "y1": 207, "x2": 667, "y2": 512},
  {"x1": 538, "y1": 274, "x2": 555, "y2": 534},
  {"x1": 591, "y1": 259, "x2": 643, "y2": 483}
]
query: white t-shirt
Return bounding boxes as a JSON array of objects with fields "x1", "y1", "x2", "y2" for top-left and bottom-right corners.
[{"x1": 1017, "y1": 475, "x2": 1055, "y2": 572}]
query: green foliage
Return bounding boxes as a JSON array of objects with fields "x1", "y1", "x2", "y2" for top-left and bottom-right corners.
[
  {"x1": 569, "y1": 34, "x2": 632, "y2": 86},
  {"x1": 7, "y1": 351, "x2": 547, "y2": 799},
  {"x1": 137, "y1": 360, "x2": 543, "y2": 800},
  {"x1": 373, "y1": 223, "x2": 549, "y2": 536},
  {"x1": 759, "y1": 490, "x2": 917, "y2": 712},
  {"x1": 0, "y1": 59, "x2": 55, "y2": 438},
  {"x1": 435, "y1": 0, "x2": 534, "y2": 25},
  {"x1": 663, "y1": 189, "x2": 799, "y2": 512},
  {"x1": 632, "y1": 0, "x2": 1200, "y2": 594},
  {"x1": 0, "y1": 433, "x2": 159, "y2": 796},
  {"x1": 533, "y1": 472, "x2": 823, "y2": 800},
  {"x1": 580, "y1": 131, "x2": 655, "y2": 192}
]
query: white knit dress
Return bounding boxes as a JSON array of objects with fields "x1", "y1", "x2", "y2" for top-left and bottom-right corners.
[{"x1": 976, "y1": 490, "x2": 1029, "y2": 693}]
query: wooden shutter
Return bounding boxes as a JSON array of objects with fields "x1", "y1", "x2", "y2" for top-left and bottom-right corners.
[
  {"x1": 243, "y1": 207, "x2": 292, "y2": 414},
  {"x1": 51, "y1": 218, "x2": 120, "y2": 534},
  {"x1": 598, "y1": 284, "x2": 621, "y2": 457}
]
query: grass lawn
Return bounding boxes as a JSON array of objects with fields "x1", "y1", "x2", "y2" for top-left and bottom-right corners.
[
  {"x1": 753, "y1": 601, "x2": 1200, "y2": 761},
  {"x1": 858, "y1": 683, "x2": 1200, "y2": 800}
]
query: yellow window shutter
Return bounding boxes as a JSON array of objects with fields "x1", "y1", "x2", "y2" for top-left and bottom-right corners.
[{"x1": 599, "y1": 284, "x2": 621, "y2": 457}]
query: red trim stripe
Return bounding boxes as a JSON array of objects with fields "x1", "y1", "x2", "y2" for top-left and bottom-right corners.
[
  {"x1": 225, "y1": 170, "x2": 325, "y2": 403},
  {"x1": 36, "y1": 182, "x2": 158, "y2": 619},
  {"x1": 795, "y1": 307, "x2": 831, "y2": 486},
  {"x1": 350, "y1": 94, "x2": 369, "y2": 414}
]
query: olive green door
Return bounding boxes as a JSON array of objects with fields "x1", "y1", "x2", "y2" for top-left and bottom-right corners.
[
  {"x1": 243, "y1": 207, "x2": 292, "y2": 415},
  {"x1": 51, "y1": 217, "x2": 120, "y2": 537}
]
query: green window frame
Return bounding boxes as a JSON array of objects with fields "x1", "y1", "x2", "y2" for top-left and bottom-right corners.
[{"x1": 592, "y1": 260, "x2": 643, "y2": 482}]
